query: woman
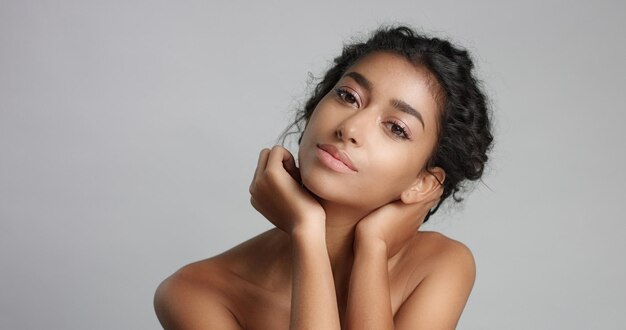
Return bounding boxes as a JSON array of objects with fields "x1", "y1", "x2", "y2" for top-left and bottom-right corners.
[{"x1": 154, "y1": 25, "x2": 493, "y2": 329}]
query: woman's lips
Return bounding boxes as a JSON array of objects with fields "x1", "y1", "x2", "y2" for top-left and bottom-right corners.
[{"x1": 316, "y1": 143, "x2": 358, "y2": 173}]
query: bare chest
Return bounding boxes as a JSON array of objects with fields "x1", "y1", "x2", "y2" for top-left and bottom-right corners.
[{"x1": 226, "y1": 267, "x2": 416, "y2": 330}]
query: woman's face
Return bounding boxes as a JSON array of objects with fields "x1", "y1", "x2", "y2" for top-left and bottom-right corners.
[{"x1": 298, "y1": 51, "x2": 442, "y2": 209}]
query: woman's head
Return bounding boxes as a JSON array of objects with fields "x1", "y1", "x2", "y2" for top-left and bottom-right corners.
[{"x1": 280, "y1": 25, "x2": 493, "y2": 222}]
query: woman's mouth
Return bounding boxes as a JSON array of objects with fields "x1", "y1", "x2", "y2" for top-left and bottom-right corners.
[{"x1": 316, "y1": 144, "x2": 358, "y2": 173}]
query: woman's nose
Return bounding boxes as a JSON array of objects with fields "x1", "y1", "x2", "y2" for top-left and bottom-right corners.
[
  {"x1": 335, "y1": 110, "x2": 373, "y2": 147},
  {"x1": 336, "y1": 125, "x2": 358, "y2": 145}
]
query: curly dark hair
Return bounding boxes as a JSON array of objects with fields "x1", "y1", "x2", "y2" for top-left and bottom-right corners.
[{"x1": 278, "y1": 25, "x2": 494, "y2": 223}]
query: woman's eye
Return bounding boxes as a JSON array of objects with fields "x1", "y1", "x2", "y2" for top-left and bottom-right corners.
[
  {"x1": 385, "y1": 121, "x2": 410, "y2": 140},
  {"x1": 334, "y1": 88, "x2": 360, "y2": 108}
]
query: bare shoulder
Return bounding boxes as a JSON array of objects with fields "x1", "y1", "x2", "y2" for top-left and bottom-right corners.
[
  {"x1": 402, "y1": 230, "x2": 474, "y2": 269},
  {"x1": 405, "y1": 230, "x2": 476, "y2": 288},
  {"x1": 416, "y1": 230, "x2": 475, "y2": 265},
  {"x1": 153, "y1": 228, "x2": 287, "y2": 329},
  {"x1": 154, "y1": 259, "x2": 243, "y2": 329},
  {"x1": 393, "y1": 231, "x2": 476, "y2": 329}
]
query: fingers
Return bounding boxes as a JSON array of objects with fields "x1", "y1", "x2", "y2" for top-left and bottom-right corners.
[
  {"x1": 280, "y1": 148, "x2": 302, "y2": 183},
  {"x1": 267, "y1": 145, "x2": 301, "y2": 183},
  {"x1": 267, "y1": 145, "x2": 291, "y2": 169},
  {"x1": 248, "y1": 148, "x2": 270, "y2": 196},
  {"x1": 252, "y1": 148, "x2": 270, "y2": 184},
  {"x1": 389, "y1": 197, "x2": 434, "y2": 219},
  {"x1": 251, "y1": 146, "x2": 300, "y2": 194}
]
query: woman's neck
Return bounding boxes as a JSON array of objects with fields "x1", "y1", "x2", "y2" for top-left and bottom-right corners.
[{"x1": 318, "y1": 200, "x2": 372, "y2": 297}]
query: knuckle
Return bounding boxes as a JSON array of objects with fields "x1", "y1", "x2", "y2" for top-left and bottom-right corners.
[
  {"x1": 267, "y1": 167, "x2": 283, "y2": 181},
  {"x1": 272, "y1": 145, "x2": 285, "y2": 153},
  {"x1": 259, "y1": 148, "x2": 270, "y2": 159},
  {"x1": 263, "y1": 167, "x2": 275, "y2": 178}
]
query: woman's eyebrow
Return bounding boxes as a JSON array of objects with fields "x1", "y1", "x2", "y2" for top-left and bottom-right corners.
[
  {"x1": 344, "y1": 71, "x2": 373, "y2": 92},
  {"x1": 343, "y1": 71, "x2": 425, "y2": 130},
  {"x1": 391, "y1": 99, "x2": 425, "y2": 130}
]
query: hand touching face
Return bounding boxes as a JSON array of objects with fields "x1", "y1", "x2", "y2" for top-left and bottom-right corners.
[
  {"x1": 249, "y1": 146, "x2": 326, "y2": 235},
  {"x1": 297, "y1": 51, "x2": 444, "y2": 211},
  {"x1": 355, "y1": 183, "x2": 444, "y2": 258}
]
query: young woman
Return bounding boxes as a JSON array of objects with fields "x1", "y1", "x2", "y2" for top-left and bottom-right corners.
[{"x1": 154, "y1": 25, "x2": 493, "y2": 329}]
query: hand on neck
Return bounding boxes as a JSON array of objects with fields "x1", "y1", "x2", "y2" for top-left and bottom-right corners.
[{"x1": 317, "y1": 200, "x2": 374, "y2": 284}]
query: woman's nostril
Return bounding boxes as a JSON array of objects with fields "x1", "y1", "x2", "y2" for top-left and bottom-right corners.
[{"x1": 336, "y1": 128, "x2": 343, "y2": 139}]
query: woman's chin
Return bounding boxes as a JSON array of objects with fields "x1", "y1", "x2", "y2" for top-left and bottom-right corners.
[
  {"x1": 300, "y1": 171, "x2": 338, "y2": 201},
  {"x1": 301, "y1": 170, "x2": 365, "y2": 208},
  {"x1": 300, "y1": 173, "x2": 331, "y2": 202}
]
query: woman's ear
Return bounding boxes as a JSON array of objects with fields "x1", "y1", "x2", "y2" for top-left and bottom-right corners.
[{"x1": 400, "y1": 167, "x2": 445, "y2": 204}]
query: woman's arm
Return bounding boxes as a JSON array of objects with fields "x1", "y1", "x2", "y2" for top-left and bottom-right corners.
[
  {"x1": 290, "y1": 224, "x2": 341, "y2": 329},
  {"x1": 249, "y1": 146, "x2": 341, "y2": 329},
  {"x1": 345, "y1": 192, "x2": 475, "y2": 330},
  {"x1": 347, "y1": 230, "x2": 475, "y2": 330},
  {"x1": 345, "y1": 231, "x2": 394, "y2": 329}
]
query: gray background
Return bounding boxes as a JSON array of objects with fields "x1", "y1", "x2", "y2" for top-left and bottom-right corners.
[{"x1": 1, "y1": 1, "x2": 625, "y2": 329}]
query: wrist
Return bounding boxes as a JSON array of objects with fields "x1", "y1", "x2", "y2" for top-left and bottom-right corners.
[
  {"x1": 354, "y1": 227, "x2": 388, "y2": 255},
  {"x1": 291, "y1": 219, "x2": 326, "y2": 241}
]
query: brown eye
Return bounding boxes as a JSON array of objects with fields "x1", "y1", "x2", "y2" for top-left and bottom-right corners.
[
  {"x1": 384, "y1": 120, "x2": 411, "y2": 140},
  {"x1": 334, "y1": 88, "x2": 360, "y2": 108}
]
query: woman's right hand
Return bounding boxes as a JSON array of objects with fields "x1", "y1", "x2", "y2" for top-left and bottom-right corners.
[{"x1": 249, "y1": 145, "x2": 326, "y2": 235}]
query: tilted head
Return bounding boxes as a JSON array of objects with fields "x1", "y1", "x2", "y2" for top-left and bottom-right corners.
[{"x1": 280, "y1": 25, "x2": 494, "y2": 223}]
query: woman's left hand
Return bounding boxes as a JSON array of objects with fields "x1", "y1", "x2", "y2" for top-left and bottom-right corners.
[{"x1": 354, "y1": 187, "x2": 443, "y2": 258}]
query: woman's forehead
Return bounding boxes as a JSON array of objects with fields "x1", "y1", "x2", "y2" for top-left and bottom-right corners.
[{"x1": 345, "y1": 52, "x2": 436, "y2": 89}]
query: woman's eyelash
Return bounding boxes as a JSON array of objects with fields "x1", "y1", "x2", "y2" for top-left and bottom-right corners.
[
  {"x1": 334, "y1": 87, "x2": 411, "y2": 140},
  {"x1": 386, "y1": 120, "x2": 411, "y2": 140},
  {"x1": 334, "y1": 87, "x2": 359, "y2": 107}
]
